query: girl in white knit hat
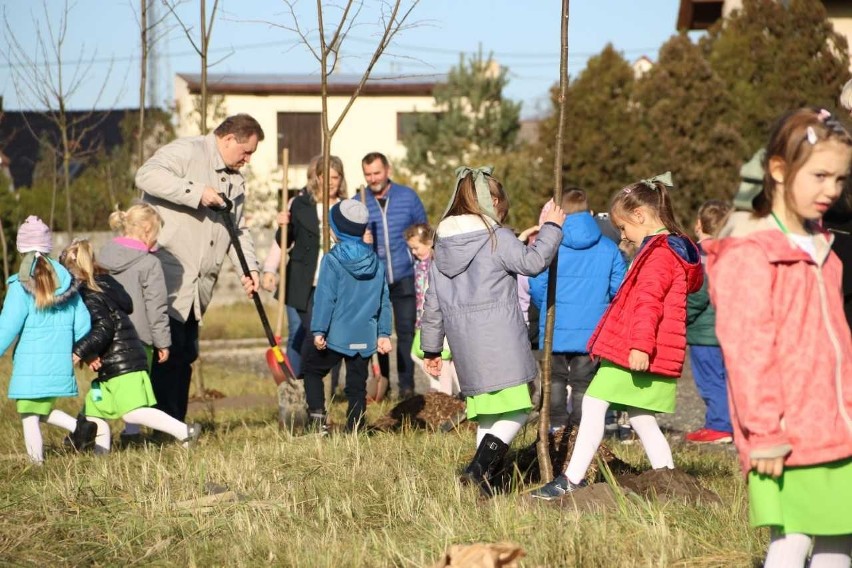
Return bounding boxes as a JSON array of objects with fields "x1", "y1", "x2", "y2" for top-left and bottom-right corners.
[{"x1": 0, "y1": 216, "x2": 97, "y2": 464}]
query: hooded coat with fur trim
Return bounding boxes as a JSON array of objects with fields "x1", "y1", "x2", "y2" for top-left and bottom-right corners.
[
  {"x1": 420, "y1": 216, "x2": 562, "y2": 396},
  {"x1": 586, "y1": 234, "x2": 703, "y2": 377},
  {"x1": 0, "y1": 258, "x2": 91, "y2": 399},
  {"x1": 706, "y1": 212, "x2": 852, "y2": 475}
]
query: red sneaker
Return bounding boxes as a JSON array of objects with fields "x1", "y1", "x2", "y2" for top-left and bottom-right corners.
[{"x1": 685, "y1": 428, "x2": 733, "y2": 444}]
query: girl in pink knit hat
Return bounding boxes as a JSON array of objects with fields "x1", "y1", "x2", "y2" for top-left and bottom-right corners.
[{"x1": 0, "y1": 216, "x2": 97, "y2": 464}]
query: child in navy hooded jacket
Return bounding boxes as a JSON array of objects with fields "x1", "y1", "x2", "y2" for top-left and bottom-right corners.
[{"x1": 304, "y1": 199, "x2": 392, "y2": 432}]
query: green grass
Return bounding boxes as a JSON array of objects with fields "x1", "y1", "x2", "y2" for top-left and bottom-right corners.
[
  {"x1": 199, "y1": 300, "x2": 282, "y2": 341},
  {"x1": 0, "y1": 350, "x2": 766, "y2": 566}
]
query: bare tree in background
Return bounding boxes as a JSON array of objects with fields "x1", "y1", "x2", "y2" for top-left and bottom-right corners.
[
  {"x1": 163, "y1": 0, "x2": 223, "y2": 134},
  {"x1": 135, "y1": 0, "x2": 171, "y2": 165},
  {"x1": 271, "y1": 0, "x2": 421, "y2": 251},
  {"x1": 2, "y1": 0, "x2": 118, "y2": 238},
  {"x1": 536, "y1": 0, "x2": 570, "y2": 482}
]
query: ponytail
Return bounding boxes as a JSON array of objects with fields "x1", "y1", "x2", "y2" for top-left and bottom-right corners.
[{"x1": 31, "y1": 255, "x2": 59, "y2": 309}]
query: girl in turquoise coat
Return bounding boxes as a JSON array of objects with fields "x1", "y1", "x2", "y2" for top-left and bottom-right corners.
[{"x1": 0, "y1": 216, "x2": 94, "y2": 464}]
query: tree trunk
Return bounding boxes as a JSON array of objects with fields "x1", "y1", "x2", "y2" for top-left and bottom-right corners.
[
  {"x1": 0, "y1": 215, "x2": 8, "y2": 282},
  {"x1": 536, "y1": 0, "x2": 570, "y2": 483},
  {"x1": 139, "y1": 0, "x2": 148, "y2": 166},
  {"x1": 200, "y1": 0, "x2": 207, "y2": 134}
]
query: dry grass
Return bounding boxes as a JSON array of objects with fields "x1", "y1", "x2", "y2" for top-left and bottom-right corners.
[{"x1": 0, "y1": 330, "x2": 766, "y2": 566}]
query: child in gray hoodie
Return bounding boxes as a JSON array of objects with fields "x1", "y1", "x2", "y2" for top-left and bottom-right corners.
[{"x1": 421, "y1": 167, "x2": 565, "y2": 496}]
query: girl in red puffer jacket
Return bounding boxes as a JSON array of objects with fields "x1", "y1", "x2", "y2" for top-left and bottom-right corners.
[
  {"x1": 532, "y1": 173, "x2": 703, "y2": 500},
  {"x1": 708, "y1": 108, "x2": 852, "y2": 568}
]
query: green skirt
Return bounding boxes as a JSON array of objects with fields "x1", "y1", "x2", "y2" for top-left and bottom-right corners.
[
  {"x1": 749, "y1": 457, "x2": 852, "y2": 535},
  {"x1": 466, "y1": 384, "x2": 533, "y2": 420},
  {"x1": 16, "y1": 397, "x2": 57, "y2": 415},
  {"x1": 85, "y1": 371, "x2": 157, "y2": 420},
  {"x1": 584, "y1": 360, "x2": 677, "y2": 413}
]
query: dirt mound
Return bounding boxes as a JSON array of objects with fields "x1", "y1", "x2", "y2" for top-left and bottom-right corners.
[
  {"x1": 372, "y1": 392, "x2": 473, "y2": 432},
  {"x1": 547, "y1": 468, "x2": 721, "y2": 511},
  {"x1": 510, "y1": 427, "x2": 639, "y2": 486}
]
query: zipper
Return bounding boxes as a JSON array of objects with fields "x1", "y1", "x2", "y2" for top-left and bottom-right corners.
[
  {"x1": 814, "y1": 264, "x2": 852, "y2": 433},
  {"x1": 378, "y1": 191, "x2": 395, "y2": 283}
]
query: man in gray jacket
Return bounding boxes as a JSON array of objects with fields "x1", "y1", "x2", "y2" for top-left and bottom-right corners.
[{"x1": 136, "y1": 114, "x2": 263, "y2": 420}]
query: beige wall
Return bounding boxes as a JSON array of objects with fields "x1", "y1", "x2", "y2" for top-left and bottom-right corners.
[{"x1": 173, "y1": 76, "x2": 438, "y2": 195}]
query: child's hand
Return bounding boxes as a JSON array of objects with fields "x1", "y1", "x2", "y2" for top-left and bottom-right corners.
[
  {"x1": 276, "y1": 211, "x2": 290, "y2": 226},
  {"x1": 158, "y1": 348, "x2": 170, "y2": 363},
  {"x1": 377, "y1": 337, "x2": 392, "y2": 354},
  {"x1": 750, "y1": 456, "x2": 785, "y2": 478},
  {"x1": 72, "y1": 353, "x2": 81, "y2": 365},
  {"x1": 518, "y1": 225, "x2": 540, "y2": 243},
  {"x1": 260, "y1": 272, "x2": 276, "y2": 292},
  {"x1": 363, "y1": 229, "x2": 374, "y2": 245},
  {"x1": 314, "y1": 335, "x2": 327, "y2": 350},
  {"x1": 628, "y1": 349, "x2": 649, "y2": 371},
  {"x1": 88, "y1": 357, "x2": 102, "y2": 372},
  {"x1": 423, "y1": 355, "x2": 442, "y2": 377},
  {"x1": 542, "y1": 205, "x2": 566, "y2": 227}
]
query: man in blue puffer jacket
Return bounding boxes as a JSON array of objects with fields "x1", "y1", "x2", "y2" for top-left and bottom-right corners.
[
  {"x1": 530, "y1": 189, "x2": 627, "y2": 430},
  {"x1": 360, "y1": 152, "x2": 427, "y2": 399}
]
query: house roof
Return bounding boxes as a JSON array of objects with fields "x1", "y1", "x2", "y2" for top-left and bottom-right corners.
[
  {"x1": 0, "y1": 109, "x2": 133, "y2": 189},
  {"x1": 178, "y1": 72, "x2": 444, "y2": 97},
  {"x1": 676, "y1": 0, "x2": 724, "y2": 30}
]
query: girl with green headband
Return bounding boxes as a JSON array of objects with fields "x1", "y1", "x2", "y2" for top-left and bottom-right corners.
[{"x1": 420, "y1": 167, "x2": 565, "y2": 496}]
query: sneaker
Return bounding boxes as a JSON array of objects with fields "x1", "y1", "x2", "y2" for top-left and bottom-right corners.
[
  {"x1": 182, "y1": 423, "x2": 202, "y2": 448},
  {"x1": 685, "y1": 428, "x2": 733, "y2": 444},
  {"x1": 530, "y1": 474, "x2": 587, "y2": 501},
  {"x1": 618, "y1": 424, "x2": 637, "y2": 444},
  {"x1": 118, "y1": 432, "x2": 145, "y2": 448}
]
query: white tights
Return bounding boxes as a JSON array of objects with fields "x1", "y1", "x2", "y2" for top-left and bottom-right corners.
[
  {"x1": 765, "y1": 530, "x2": 852, "y2": 567},
  {"x1": 564, "y1": 395, "x2": 673, "y2": 484},
  {"x1": 21, "y1": 410, "x2": 80, "y2": 464},
  {"x1": 476, "y1": 410, "x2": 529, "y2": 446},
  {"x1": 89, "y1": 407, "x2": 189, "y2": 454}
]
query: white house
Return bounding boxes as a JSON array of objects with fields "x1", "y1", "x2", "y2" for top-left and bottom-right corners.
[{"x1": 174, "y1": 72, "x2": 443, "y2": 195}]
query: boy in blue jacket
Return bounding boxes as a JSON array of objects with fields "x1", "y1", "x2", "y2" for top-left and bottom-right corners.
[
  {"x1": 304, "y1": 199, "x2": 392, "y2": 433},
  {"x1": 530, "y1": 189, "x2": 626, "y2": 430}
]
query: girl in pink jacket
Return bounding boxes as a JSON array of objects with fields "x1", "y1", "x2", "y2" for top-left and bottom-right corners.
[{"x1": 707, "y1": 108, "x2": 852, "y2": 568}]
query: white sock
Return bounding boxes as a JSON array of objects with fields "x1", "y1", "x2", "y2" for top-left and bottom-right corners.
[
  {"x1": 488, "y1": 411, "x2": 528, "y2": 445},
  {"x1": 765, "y1": 531, "x2": 812, "y2": 568},
  {"x1": 21, "y1": 414, "x2": 43, "y2": 464},
  {"x1": 627, "y1": 409, "x2": 674, "y2": 469},
  {"x1": 564, "y1": 396, "x2": 609, "y2": 484},
  {"x1": 88, "y1": 417, "x2": 112, "y2": 454},
  {"x1": 811, "y1": 535, "x2": 852, "y2": 568},
  {"x1": 44, "y1": 409, "x2": 78, "y2": 432},
  {"x1": 476, "y1": 415, "x2": 497, "y2": 447},
  {"x1": 123, "y1": 407, "x2": 189, "y2": 441},
  {"x1": 122, "y1": 422, "x2": 142, "y2": 436}
]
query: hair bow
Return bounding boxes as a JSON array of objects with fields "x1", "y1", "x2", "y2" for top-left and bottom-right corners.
[
  {"x1": 639, "y1": 171, "x2": 674, "y2": 191},
  {"x1": 441, "y1": 166, "x2": 498, "y2": 222}
]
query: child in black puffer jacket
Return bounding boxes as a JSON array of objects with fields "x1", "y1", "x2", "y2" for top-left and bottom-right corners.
[{"x1": 60, "y1": 239, "x2": 200, "y2": 453}]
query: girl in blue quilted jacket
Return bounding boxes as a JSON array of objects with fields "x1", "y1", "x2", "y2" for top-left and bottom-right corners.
[{"x1": 0, "y1": 216, "x2": 95, "y2": 464}]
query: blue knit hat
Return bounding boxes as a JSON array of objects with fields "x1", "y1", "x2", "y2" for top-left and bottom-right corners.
[{"x1": 330, "y1": 199, "x2": 368, "y2": 237}]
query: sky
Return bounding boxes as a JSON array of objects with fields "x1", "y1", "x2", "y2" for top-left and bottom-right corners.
[{"x1": 0, "y1": 0, "x2": 691, "y2": 119}]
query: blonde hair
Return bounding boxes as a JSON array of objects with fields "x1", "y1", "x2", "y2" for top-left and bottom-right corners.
[
  {"x1": 30, "y1": 255, "x2": 59, "y2": 310},
  {"x1": 561, "y1": 188, "x2": 589, "y2": 215},
  {"x1": 59, "y1": 239, "x2": 104, "y2": 293},
  {"x1": 403, "y1": 223, "x2": 434, "y2": 244},
  {"x1": 311, "y1": 155, "x2": 348, "y2": 200},
  {"x1": 108, "y1": 203, "x2": 162, "y2": 241},
  {"x1": 697, "y1": 200, "x2": 733, "y2": 237}
]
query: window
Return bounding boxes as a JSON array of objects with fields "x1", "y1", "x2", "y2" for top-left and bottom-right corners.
[
  {"x1": 397, "y1": 112, "x2": 425, "y2": 142},
  {"x1": 277, "y1": 112, "x2": 322, "y2": 165}
]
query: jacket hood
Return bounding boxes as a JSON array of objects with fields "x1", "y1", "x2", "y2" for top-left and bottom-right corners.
[
  {"x1": 638, "y1": 234, "x2": 703, "y2": 294},
  {"x1": 94, "y1": 273, "x2": 134, "y2": 314},
  {"x1": 434, "y1": 215, "x2": 495, "y2": 278},
  {"x1": 98, "y1": 239, "x2": 148, "y2": 273},
  {"x1": 705, "y1": 210, "x2": 834, "y2": 265},
  {"x1": 331, "y1": 241, "x2": 380, "y2": 280},
  {"x1": 561, "y1": 212, "x2": 602, "y2": 250}
]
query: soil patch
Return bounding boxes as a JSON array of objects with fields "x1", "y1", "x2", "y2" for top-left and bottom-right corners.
[{"x1": 372, "y1": 392, "x2": 474, "y2": 432}]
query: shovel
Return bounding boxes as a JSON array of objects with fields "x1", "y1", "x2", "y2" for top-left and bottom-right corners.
[
  {"x1": 267, "y1": 149, "x2": 291, "y2": 378},
  {"x1": 212, "y1": 193, "x2": 295, "y2": 385},
  {"x1": 360, "y1": 184, "x2": 389, "y2": 402}
]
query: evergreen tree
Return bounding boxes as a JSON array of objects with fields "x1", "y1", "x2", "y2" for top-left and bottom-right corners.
[
  {"x1": 702, "y1": 0, "x2": 850, "y2": 152},
  {"x1": 536, "y1": 44, "x2": 639, "y2": 214},
  {"x1": 400, "y1": 51, "x2": 522, "y2": 221},
  {"x1": 631, "y1": 34, "x2": 746, "y2": 224}
]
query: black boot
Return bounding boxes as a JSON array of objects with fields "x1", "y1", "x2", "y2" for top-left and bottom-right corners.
[
  {"x1": 460, "y1": 433, "x2": 509, "y2": 497},
  {"x1": 69, "y1": 414, "x2": 97, "y2": 451},
  {"x1": 306, "y1": 410, "x2": 328, "y2": 436}
]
